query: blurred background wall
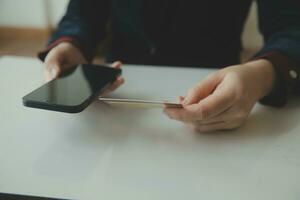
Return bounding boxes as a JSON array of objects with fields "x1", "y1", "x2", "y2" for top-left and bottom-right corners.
[
  {"x1": 0, "y1": 0, "x2": 263, "y2": 60},
  {"x1": 0, "y1": 0, "x2": 68, "y2": 28}
]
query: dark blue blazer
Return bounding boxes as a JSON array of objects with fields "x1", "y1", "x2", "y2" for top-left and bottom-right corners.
[
  {"x1": 45, "y1": 0, "x2": 300, "y2": 106},
  {"x1": 48, "y1": 0, "x2": 300, "y2": 67}
]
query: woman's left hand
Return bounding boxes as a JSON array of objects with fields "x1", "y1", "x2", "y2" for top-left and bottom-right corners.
[{"x1": 164, "y1": 59, "x2": 275, "y2": 132}]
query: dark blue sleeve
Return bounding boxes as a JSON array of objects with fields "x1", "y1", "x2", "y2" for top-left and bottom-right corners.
[
  {"x1": 255, "y1": 0, "x2": 300, "y2": 63},
  {"x1": 48, "y1": 0, "x2": 111, "y2": 61},
  {"x1": 254, "y1": 0, "x2": 300, "y2": 107}
]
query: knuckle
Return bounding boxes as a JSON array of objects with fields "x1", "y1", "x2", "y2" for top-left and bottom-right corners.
[
  {"x1": 234, "y1": 113, "x2": 245, "y2": 121},
  {"x1": 227, "y1": 122, "x2": 243, "y2": 130},
  {"x1": 194, "y1": 126, "x2": 212, "y2": 133},
  {"x1": 190, "y1": 123, "x2": 207, "y2": 133},
  {"x1": 227, "y1": 115, "x2": 247, "y2": 129},
  {"x1": 228, "y1": 107, "x2": 247, "y2": 121}
]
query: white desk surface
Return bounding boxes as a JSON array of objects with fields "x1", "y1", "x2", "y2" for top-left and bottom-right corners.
[{"x1": 1, "y1": 56, "x2": 300, "y2": 200}]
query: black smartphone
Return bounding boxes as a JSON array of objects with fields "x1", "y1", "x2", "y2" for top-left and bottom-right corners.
[
  {"x1": 23, "y1": 64, "x2": 122, "y2": 113},
  {"x1": 0, "y1": 192, "x2": 68, "y2": 200}
]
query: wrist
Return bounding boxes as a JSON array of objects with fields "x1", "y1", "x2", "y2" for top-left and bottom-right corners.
[{"x1": 245, "y1": 59, "x2": 276, "y2": 99}]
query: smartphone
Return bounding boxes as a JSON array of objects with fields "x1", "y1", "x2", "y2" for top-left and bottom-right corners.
[
  {"x1": 23, "y1": 64, "x2": 121, "y2": 113},
  {"x1": 0, "y1": 192, "x2": 68, "y2": 200}
]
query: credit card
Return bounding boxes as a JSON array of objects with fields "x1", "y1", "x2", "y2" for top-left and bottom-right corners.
[{"x1": 99, "y1": 97, "x2": 183, "y2": 108}]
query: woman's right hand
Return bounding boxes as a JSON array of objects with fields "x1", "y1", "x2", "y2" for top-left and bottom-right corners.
[
  {"x1": 44, "y1": 42, "x2": 124, "y2": 93},
  {"x1": 44, "y1": 42, "x2": 88, "y2": 81}
]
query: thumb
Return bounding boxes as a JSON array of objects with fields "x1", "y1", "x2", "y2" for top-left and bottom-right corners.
[
  {"x1": 111, "y1": 60, "x2": 122, "y2": 69},
  {"x1": 183, "y1": 72, "x2": 223, "y2": 105},
  {"x1": 44, "y1": 62, "x2": 62, "y2": 82}
]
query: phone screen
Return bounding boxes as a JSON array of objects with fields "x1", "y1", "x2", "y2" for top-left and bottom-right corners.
[{"x1": 23, "y1": 64, "x2": 121, "y2": 113}]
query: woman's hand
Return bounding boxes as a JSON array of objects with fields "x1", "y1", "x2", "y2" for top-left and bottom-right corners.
[
  {"x1": 44, "y1": 42, "x2": 124, "y2": 93},
  {"x1": 44, "y1": 42, "x2": 88, "y2": 81},
  {"x1": 164, "y1": 59, "x2": 276, "y2": 132}
]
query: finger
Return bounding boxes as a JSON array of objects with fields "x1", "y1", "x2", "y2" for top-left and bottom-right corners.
[
  {"x1": 110, "y1": 77, "x2": 125, "y2": 90},
  {"x1": 102, "y1": 77, "x2": 125, "y2": 95},
  {"x1": 44, "y1": 62, "x2": 62, "y2": 81},
  {"x1": 176, "y1": 96, "x2": 185, "y2": 104},
  {"x1": 183, "y1": 73, "x2": 223, "y2": 105},
  {"x1": 44, "y1": 50, "x2": 64, "y2": 79},
  {"x1": 164, "y1": 106, "x2": 200, "y2": 122},
  {"x1": 111, "y1": 61, "x2": 122, "y2": 69},
  {"x1": 198, "y1": 104, "x2": 250, "y2": 128},
  {"x1": 194, "y1": 91, "x2": 234, "y2": 120},
  {"x1": 190, "y1": 122, "x2": 236, "y2": 133},
  {"x1": 164, "y1": 101, "x2": 214, "y2": 122},
  {"x1": 194, "y1": 106, "x2": 233, "y2": 125},
  {"x1": 193, "y1": 122, "x2": 227, "y2": 133},
  {"x1": 189, "y1": 78, "x2": 238, "y2": 120},
  {"x1": 164, "y1": 90, "x2": 234, "y2": 123}
]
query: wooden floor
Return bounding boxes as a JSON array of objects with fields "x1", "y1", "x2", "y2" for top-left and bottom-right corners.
[{"x1": 0, "y1": 27, "x2": 257, "y2": 62}]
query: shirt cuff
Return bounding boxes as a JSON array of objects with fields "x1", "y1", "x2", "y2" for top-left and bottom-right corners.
[
  {"x1": 253, "y1": 51, "x2": 300, "y2": 107},
  {"x1": 37, "y1": 36, "x2": 83, "y2": 62}
]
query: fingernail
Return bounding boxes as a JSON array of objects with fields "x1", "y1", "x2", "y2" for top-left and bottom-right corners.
[{"x1": 50, "y1": 68, "x2": 57, "y2": 79}]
